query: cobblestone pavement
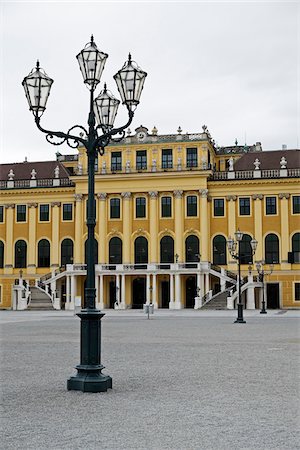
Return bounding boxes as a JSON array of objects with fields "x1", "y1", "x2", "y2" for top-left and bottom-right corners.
[{"x1": 1, "y1": 309, "x2": 300, "y2": 450}]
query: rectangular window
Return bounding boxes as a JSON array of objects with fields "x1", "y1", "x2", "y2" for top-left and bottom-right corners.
[
  {"x1": 136, "y1": 150, "x2": 147, "y2": 170},
  {"x1": 39, "y1": 204, "x2": 49, "y2": 222},
  {"x1": 162, "y1": 149, "x2": 173, "y2": 169},
  {"x1": 110, "y1": 198, "x2": 120, "y2": 219},
  {"x1": 214, "y1": 199, "x2": 224, "y2": 217},
  {"x1": 16, "y1": 205, "x2": 26, "y2": 222},
  {"x1": 266, "y1": 197, "x2": 277, "y2": 215},
  {"x1": 292, "y1": 196, "x2": 300, "y2": 214},
  {"x1": 136, "y1": 197, "x2": 146, "y2": 218},
  {"x1": 63, "y1": 203, "x2": 73, "y2": 221},
  {"x1": 186, "y1": 148, "x2": 198, "y2": 168},
  {"x1": 161, "y1": 197, "x2": 172, "y2": 217},
  {"x1": 295, "y1": 283, "x2": 300, "y2": 301},
  {"x1": 111, "y1": 152, "x2": 122, "y2": 171},
  {"x1": 187, "y1": 196, "x2": 197, "y2": 216},
  {"x1": 239, "y1": 197, "x2": 250, "y2": 216},
  {"x1": 0, "y1": 206, "x2": 3, "y2": 223}
]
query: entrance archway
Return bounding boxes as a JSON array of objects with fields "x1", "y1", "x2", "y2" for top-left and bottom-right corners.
[
  {"x1": 161, "y1": 280, "x2": 170, "y2": 308},
  {"x1": 267, "y1": 283, "x2": 280, "y2": 309},
  {"x1": 186, "y1": 276, "x2": 196, "y2": 308},
  {"x1": 132, "y1": 278, "x2": 146, "y2": 309}
]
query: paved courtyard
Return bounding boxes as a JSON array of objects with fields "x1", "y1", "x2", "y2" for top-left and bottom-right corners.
[{"x1": 1, "y1": 309, "x2": 300, "y2": 450}]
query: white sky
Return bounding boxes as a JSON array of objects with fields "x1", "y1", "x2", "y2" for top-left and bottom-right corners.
[{"x1": 0, "y1": 1, "x2": 299, "y2": 164}]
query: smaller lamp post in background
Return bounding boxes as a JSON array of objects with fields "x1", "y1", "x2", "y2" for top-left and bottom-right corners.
[
  {"x1": 227, "y1": 229, "x2": 258, "y2": 323},
  {"x1": 256, "y1": 261, "x2": 274, "y2": 314}
]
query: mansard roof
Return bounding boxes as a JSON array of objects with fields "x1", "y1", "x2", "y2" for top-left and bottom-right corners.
[
  {"x1": 233, "y1": 149, "x2": 300, "y2": 171},
  {"x1": 0, "y1": 160, "x2": 70, "y2": 181}
]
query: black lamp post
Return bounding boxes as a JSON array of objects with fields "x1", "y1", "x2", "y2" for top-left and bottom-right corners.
[
  {"x1": 256, "y1": 261, "x2": 274, "y2": 314},
  {"x1": 22, "y1": 36, "x2": 147, "y2": 392},
  {"x1": 227, "y1": 230, "x2": 258, "y2": 323}
]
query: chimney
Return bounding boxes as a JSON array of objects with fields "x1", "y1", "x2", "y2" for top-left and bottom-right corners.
[{"x1": 282, "y1": 144, "x2": 287, "y2": 150}]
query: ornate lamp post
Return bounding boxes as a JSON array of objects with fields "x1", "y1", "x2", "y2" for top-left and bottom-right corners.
[
  {"x1": 256, "y1": 261, "x2": 274, "y2": 314},
  {"x1": 227, "y1": 229, "x2": 258, "y2": 323},
  {"x1": 22, "y1": 36, "x2": 147, "y2": 392}
]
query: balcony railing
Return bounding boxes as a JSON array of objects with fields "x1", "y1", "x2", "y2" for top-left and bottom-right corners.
[
  {"x1": 0, "y1": 178, "x2": 74, "y2": 190},
  {"x1": 211, "y1": 168, "x2": 300, "y2": 180}
]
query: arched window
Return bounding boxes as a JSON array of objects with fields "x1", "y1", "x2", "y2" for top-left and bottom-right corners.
[
  {"x1": 213, "y1": 235, "x2": 227, "y2": 265},
  {"x1": 84, "y1": 238, "x2": 98, "y2": 265},
  {"x1": 239, "y1": 234, "x2": 253, "y2": 264},
  {"x1": 109, "y1": 237, "x2": 122, "y2": 264},
  {"x1": 61, "y1": 239, "x2": 74, "y2": 266},
  {"x1": 292, "y1": 233, "x2": 300, "y2": 263},
  {"x1": 160, "y1": 236, "x2": 174, "y2": 263},
  {"x1": 134, "y1": 237, "x2": 148, "y2": 264},
  {"x1": 38, "y1": 239, "x2": 50, "y2": 267},
  {"x1": 265, "y1": 234, "x2": 279, "y2": 264},
  {"x1": 15, "y1": 240, "x2": 27, "y2": 268},
  {"x1": 185, "y1": 235, "x2": 200, "y2": 262},
  {"x1": 0, "y1": 241, "x2": 4, "y2": 268}
]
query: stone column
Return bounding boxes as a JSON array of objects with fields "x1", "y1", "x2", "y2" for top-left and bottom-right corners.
[
  {"x1": 279, "y1": 193, "x2": 290, "y2": 266},
  {"x1": 116, "y1": 274, "x2": 120, "y2": 307},
  {"x1": 74, "y1": 194, "x2": 83, "y2": 264},
  {"x1": 146, "y1": 274, "x2": 151, "y2": 305},
  {"x1": 120, "y1": 274, "x2": 126, "y2": 309},
  {"x1": 27, "y1": 203, "x2": 38, "y2": 274},
  {"x1": 65, "y1": 275, "x2": 70, "y2": 310},
  {"x1": 173, "y1": 190, "x2": 184, "y2": 262},
  {"x1": 174, "y1": 274, "x2": 182, "y2": 309},
  {"x1": 97, "y1": 193, "x2": 107, "y2": 264},
  {"x1": 152, "y1": 274, "x2": 158, "y2": 308},
  {"x1": 220, "y1": 268, "x2": 226, "y2": 292},
  {"x1": 252, "y1": 194, "x2": 263, "y2": 262},
  {"x1": 121, "y1": 192, "x2": 132, "y2": 264},
  {"x1": 169, "y1": 273, "x2": 174, "y2": 309},
  {"x1": 199, "y1": 189, "x2": 209, "y2": 261},
  {"x1": 226, "y1": 195, "x2": 237, "y2": 262},
  {"x1": 98, "y1": 274, "x2": 104, "y2": 309},
  {"x1": 205, "y1": 273, "x2": 210, "y2": 295},
  {"x1": 149, "y1": 191, "x2": 158, "y2": 263},
  {"x1": 4, "y1": 204, "x2": 14, "y2": 274},
  {"x1": 246, "y1": 274, "x2": 255, "y2": 309},
  {"x1": 70, "y1": 275, "x2": 75, "y2": 310},
  {"x1": 51, "y1": 202, "x2": 61, "y2": 268}
]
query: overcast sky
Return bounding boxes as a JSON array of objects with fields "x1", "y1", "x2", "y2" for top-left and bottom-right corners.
[{"x1": 0, "y1": 1, "x2": 299, "y2": 164}]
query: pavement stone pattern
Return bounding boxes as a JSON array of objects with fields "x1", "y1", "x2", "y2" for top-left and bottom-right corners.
[{"x1": 1, "y1": 309, "x2": 300, "y2": 450}]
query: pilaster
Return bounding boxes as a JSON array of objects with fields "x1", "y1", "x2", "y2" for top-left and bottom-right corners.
[
  {"x1": 97, "y1": 193, "x2": 107, "y2": 263},
  {"x1": 121, "y1": 192, "x2": 132, "y2": 264},
  {"x1": 4, "y1": 204, "x2": 14, "y2": 274},
  {"x1": 199, "y1": 189, "x2": 209, "y2": 261},
  {"x1": 252, "y1": 194, "x2": 263, "y2": 262},
  {"x1": 74, "y1": 194, "x2": 83, "y2": 264},
  {"x1": 51, "y1": 202, "x2": 61, "y2": 268},
  {"x1": 173, "y1": 190, "x2": 183, "y2": 262},
  {"x1": 279, "y1": 193, "x2": 290, "y2": 267},
  {"x1": 26, "y1": 203, "x2": 38, "y2": 274},
  {"x1": 149, "y1": 191, "x2": 158, "y2": 263}
]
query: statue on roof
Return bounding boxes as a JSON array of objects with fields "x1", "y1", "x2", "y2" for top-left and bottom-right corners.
[
  {"x1": 228, "y1": 157, "x2": 234, "y2": 171},
  {"x1": 253, "y1": 158, "x2": 261, "y2": 170},
  {"x1": 8, "y1": 169, "x2": 15, "y2": 180},
  {"x1": 54, "y1": 165, "x2": 60, "y2": 178},
  {"x1": 280, "y1": 156, "x2": 287, "y2": 169},
  {"x1": 31, "y1": 168, "x2": 37, "y2": 179}
]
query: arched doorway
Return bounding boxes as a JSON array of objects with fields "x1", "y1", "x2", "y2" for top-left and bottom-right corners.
[
  {"x1": 213, "y1": 235, "x2": 227, "y2": 265},
  {"x1": 240, "y1": 234, "x2": 253, "y2": 264},
  {"x1": 61, "y1": 239, "x2": 74, "y2": 266},
  {"x1": 160, "y1": 236, "x2": 174, "y2": 268},
  {"x1": 185, "y1": 235, "x2": 200, "y2": 268},
  {"x1": 15, "y1": 240, "x2": 27, "y2": 268},
  {"x1": 84, "y1": 238, "x2": 98, "y2": 264},
  {"x1": 265, "y1": 234, "x2": 279, "y2": 264},
  {"x1": 132, "y1": 278, "x2": 146, "y2": 309},
  {"x1": 38, "y1": 239, "x2": 50, "y2": 267},
  {"x1": 109, "y1": 237, "x2": 122, "y2": 265},
  {"x1": 186, "y1": 276, "x2": 196, "y2": 308},
  {"x1": 134, "y1": 236, "x2": 148, "y2": 269},
  {"x1": 161, "y1": 280, "x2": 170, "y2": 308}
]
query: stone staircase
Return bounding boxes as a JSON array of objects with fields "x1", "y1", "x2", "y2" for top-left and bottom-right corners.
[
  {"x1": 201, "y1": 290, "x2": 229, "y2": 310},
  {"x1": 27, "y1": 286, "x2": 54, "y2": 310}
]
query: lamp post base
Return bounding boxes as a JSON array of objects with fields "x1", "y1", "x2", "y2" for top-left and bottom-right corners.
[
  {"x1": 234, "y1": 303, "x2": 246, "y2": 323},
  {"x1": 67, "y1": 309, "x2": 112, "y2": 393},
  {"x1": 67, "y1": 366, "x2": 112, "y2": 392},
  {"x1": 260, "y1": 310, "x2": 267, "y2": 314}
]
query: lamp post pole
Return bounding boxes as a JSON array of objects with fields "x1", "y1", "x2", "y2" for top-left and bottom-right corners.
[
  {"x1": 227, "y1": 230, "x2": 258, "y2": 324},
  {"x1": 256, "y1": 261, "x2": 274, "y2": 314},
  {"x1": 22, "y1": 36, "x2": 147, "y2": 392}
]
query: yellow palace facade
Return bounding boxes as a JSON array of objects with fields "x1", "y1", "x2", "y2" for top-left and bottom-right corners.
[{"x1": 0, "y1": 125, "x2": 299, "y2": 310}]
